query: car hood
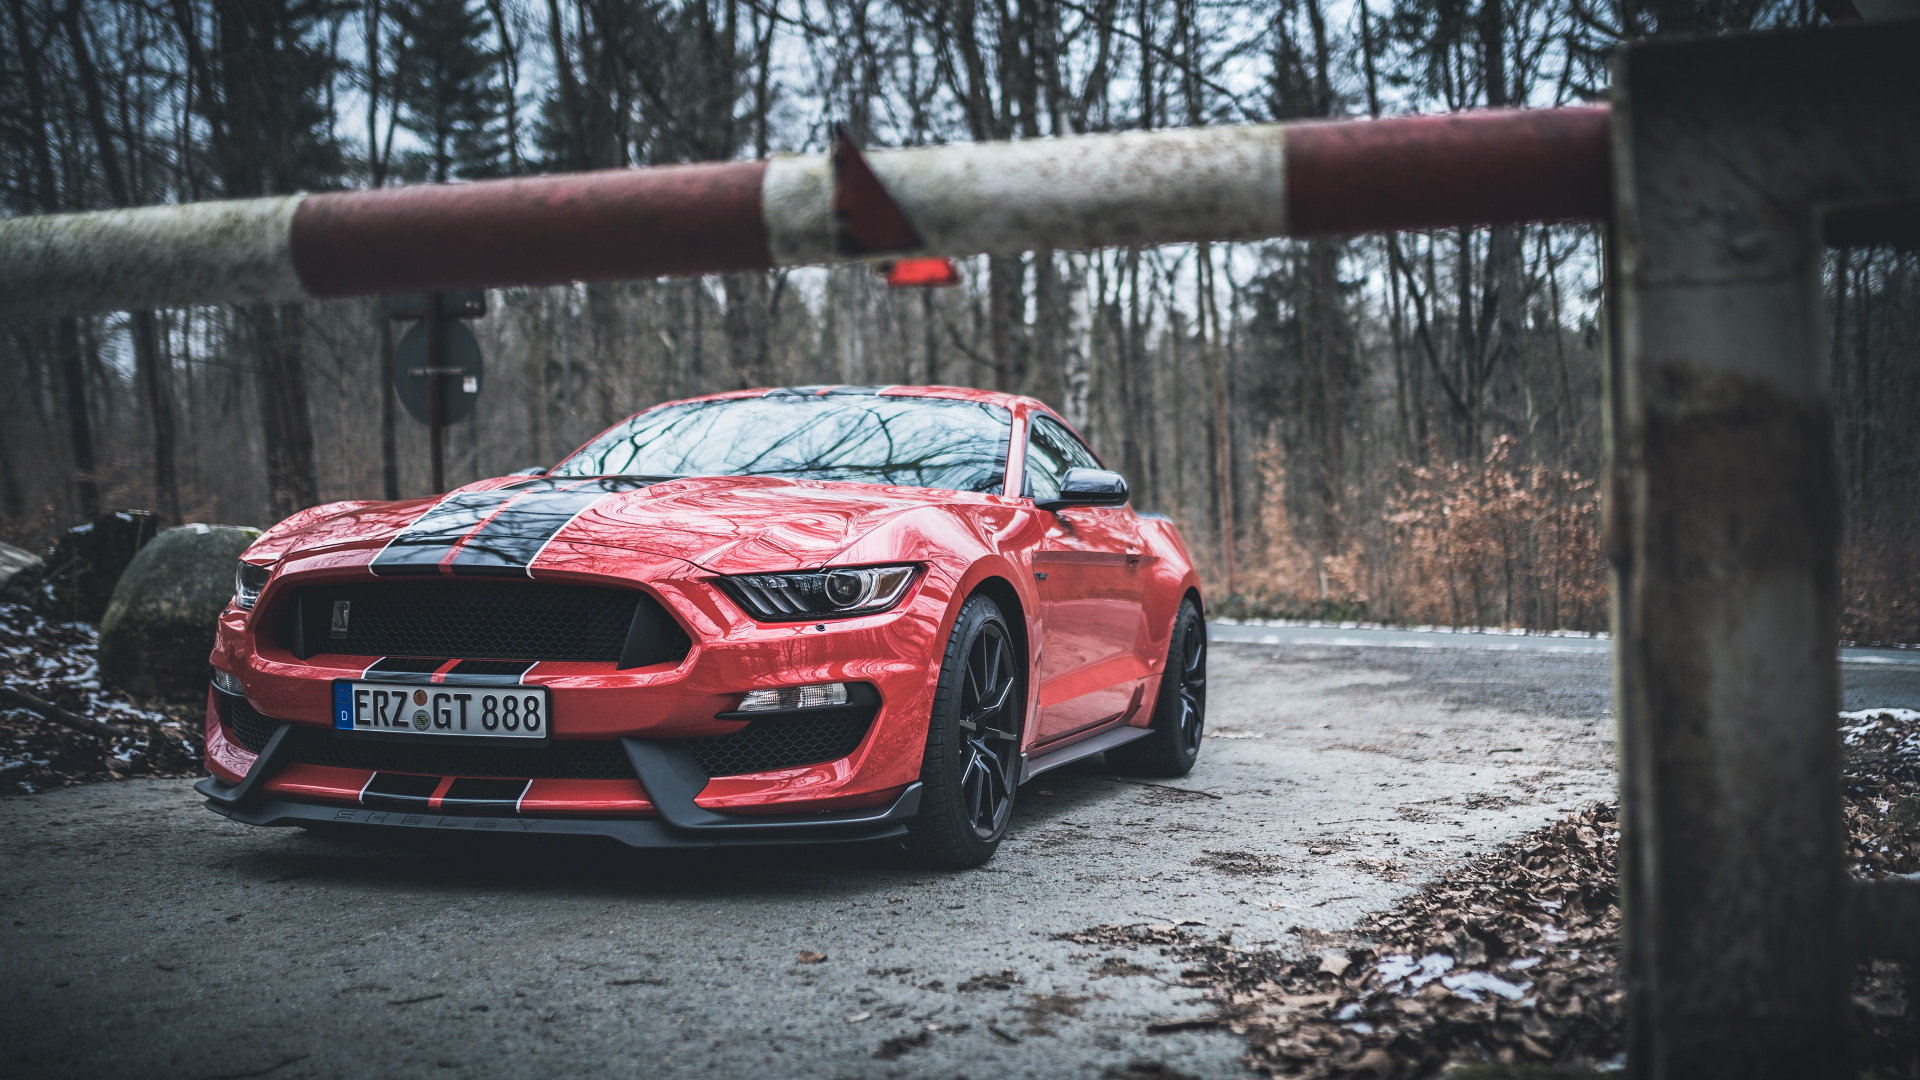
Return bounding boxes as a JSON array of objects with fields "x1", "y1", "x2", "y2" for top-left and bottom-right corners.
[{"x1": 254, "y1": 475, "x2": 962, "y2": 576}]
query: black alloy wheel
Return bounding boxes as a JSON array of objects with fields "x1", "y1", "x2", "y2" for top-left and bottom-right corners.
[
  {"x1": 905, "y1": 594, "x2": 1023, "y2": 868},
  {"x1": 1108, "y1": 597, "x2": 1207, "y2": 778},
  {"x1": 1171, "y1": 611, "x2": 1206, "y2": 756}
]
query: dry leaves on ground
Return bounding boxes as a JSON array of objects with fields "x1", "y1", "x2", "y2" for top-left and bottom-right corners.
[
  {"x1": 1061, "y1": 708, "x2": 1920, "y2": 1078},
  {"x1": 0, "y1": 602, "x2": 202, "y2": 794}
]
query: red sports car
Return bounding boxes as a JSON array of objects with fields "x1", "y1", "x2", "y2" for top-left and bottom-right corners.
[{"x1": 199, "y1": 386, "x2": 1206, "y2": 867}]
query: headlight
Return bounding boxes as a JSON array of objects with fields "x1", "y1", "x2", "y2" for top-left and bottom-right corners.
[
  {"x1": 719, "y1": 565, "x2": 918, "y2": 621},
  {"x1": 233, "y1": 560, "x2": 272, "y2": 610}
]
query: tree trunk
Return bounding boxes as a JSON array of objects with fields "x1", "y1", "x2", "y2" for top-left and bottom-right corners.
[
  {"x1": 57, "y1": 318, "x2": 100, "y2": 519},
  {"x1": 1312, "y1": 240, "x2": 1343, "y2": 546},
  {"x1": 132, "y1": 312, "x2": 182, "y2": 525},
  {"x1": 380, "y1": 315, "x2": 400, "y2": 499},
  {"x1": 723, "y1": 275, "x2": 769, "y2": 390},
  {"x1": 922, "y1": 288, "x2": 940, "y2": 384},
  {"x1": 988, "y1": 256, "x2": 1019, "y2": 393},
  {"x1": 1201, "y1": 244, "x2": 1237, "y2": 594},
  {"x1": 257, "y1": 304, "x2": 318, "y2": 519}
]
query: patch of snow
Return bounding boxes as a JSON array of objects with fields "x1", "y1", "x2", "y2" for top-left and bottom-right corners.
[
  {"x1": 1440, "y1": 970, "x2": 1531, "y2": 1002},
  {"x1": 1375, "y1": 953, "x2": 1456, "y2": 991},
  {"x1": 1842, "y1": 708, "x2": 1920, "y2": 723},
  {"x1": 1373, "y1": 955, "x2": 1417, "y2": 982},
  {"x1": 1212, "y1": 616, "x2": 1610, "y2": 639}
]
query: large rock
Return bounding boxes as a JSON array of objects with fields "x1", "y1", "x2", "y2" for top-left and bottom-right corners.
[
  {"x1": 0, "y1": 541, "x2": 42, "y2": 604},
  {"x1": 98, "y1": 524, "x2": 261, "y2": 701},
  {"x1": 39, "y1": 510, "x2": 159, "y2": 622}
]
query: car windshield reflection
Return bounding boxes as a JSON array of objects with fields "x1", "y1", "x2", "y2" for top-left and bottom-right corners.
[{"x1": 552, "y1": 395, "x2": 1013, "y2": 494}]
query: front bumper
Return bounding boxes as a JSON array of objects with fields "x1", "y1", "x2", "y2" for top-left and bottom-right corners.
[
  {"x1": 210, "y1": 560, "x2": 952, "y2": 818},
  {"x1": 197, "y1": 686, "x2": 923, "y2": 846}
]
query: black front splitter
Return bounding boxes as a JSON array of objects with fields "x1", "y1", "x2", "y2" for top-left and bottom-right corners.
[{"x1": 200, "y1": 781, "x2": 920, "y2": 849}]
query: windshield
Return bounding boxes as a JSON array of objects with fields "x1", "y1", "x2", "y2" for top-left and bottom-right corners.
[{"x1": 553, "y1": 394, "x2": 1013, "y2": 494}]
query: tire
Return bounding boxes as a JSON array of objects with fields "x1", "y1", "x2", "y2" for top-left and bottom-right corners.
[
  {"x1": 904, "y1": 594, "x2": 1024, "y2": 869},
  {"x1": 1107, "y1": 597, "x2": 1206, "y2": 778}
]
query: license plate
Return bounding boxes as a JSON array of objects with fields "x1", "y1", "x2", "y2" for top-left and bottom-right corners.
[{"x1": 332, "y1": 681, "x2": 549, "y2": 740}]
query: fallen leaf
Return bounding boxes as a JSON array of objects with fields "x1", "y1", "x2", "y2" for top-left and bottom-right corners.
[
  {"x1": 872, "y1": 1031, "x2": 931, "y2": 1060},
  {"x1": 845, "y1": 1011, "x2": 872, "y2": 1023},
  {"x1": 1317, "y1": 950, "x2": 1351, "y2": 977},
  {"x1": 797, "y1": 951, "x2": 828, "y2": 964},
  {"x1": 1147, "y1": 1015, "x2": 1225, "y2": 1034}
]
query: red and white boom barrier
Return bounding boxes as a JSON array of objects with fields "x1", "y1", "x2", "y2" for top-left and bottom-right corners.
[{"x1": 0, "y1": 106, "x2": 1608, "y2": 319}]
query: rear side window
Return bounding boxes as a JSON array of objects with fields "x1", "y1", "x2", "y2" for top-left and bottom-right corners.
[{"x1": 1024, "y1": 415, "x2": 1101, "y2": 502}]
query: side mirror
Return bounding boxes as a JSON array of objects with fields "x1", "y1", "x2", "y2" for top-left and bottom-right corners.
[
  {"x1": 1036, "y1": 467, "x2": 1129, "y2": 511},
  {"x1": 508, "y1": 466, "x2": 548, "y2": 477}
]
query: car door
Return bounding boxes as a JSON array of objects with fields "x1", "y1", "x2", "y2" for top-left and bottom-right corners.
[{"x1": 1026, "y1": 414, "x2": 1151, "y2": 744}]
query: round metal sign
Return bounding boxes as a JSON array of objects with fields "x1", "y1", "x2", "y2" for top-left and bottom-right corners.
[{"x1": 393, "y1": 320, "x2": 484, "y2": 425}]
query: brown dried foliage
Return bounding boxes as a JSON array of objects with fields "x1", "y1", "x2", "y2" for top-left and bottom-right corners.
[
  {"x1": 1232, "y1": 435, "x2": 1915, "y2": 644},
  {"x1": 1842, "y1": 525, "x2": 1920, "y2": 647},
  {"x1": 1058, "y1": 713, "x2": 1920, "y2": 1077},
  {"x1": 1235, "y1": 437, "x2": 1608, "y2": 632}
]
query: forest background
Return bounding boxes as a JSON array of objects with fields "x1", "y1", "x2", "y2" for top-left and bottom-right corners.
[{"x1": 0, "y1": 0, "x2": 1913, "y2": 641}]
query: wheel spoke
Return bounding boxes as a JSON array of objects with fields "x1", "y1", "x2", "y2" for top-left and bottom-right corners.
[{"x1": 944, "y1": 615, "x2": 1022, "y2": 840}]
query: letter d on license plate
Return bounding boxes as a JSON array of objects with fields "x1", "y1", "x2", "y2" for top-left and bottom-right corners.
[{"x1": 332, "y1": 681, "x2": 550, "y2": 741}]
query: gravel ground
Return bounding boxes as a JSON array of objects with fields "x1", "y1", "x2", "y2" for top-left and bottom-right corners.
[{"x1": 3, "y1": 640, "x2": 1914, "y2": 1080}]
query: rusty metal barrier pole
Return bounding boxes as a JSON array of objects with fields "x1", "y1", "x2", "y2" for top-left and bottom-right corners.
[
  {"x1": 0, "y1": 107, "x2": 1608, "y2": 320},
  {"x1": 1608, "y1": 23, "x2": 1920, "y2": 1078}
]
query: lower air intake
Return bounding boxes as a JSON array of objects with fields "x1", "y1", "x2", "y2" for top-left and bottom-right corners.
[
  {"x1": 220, "y1": 694, "x2": 280, "y2": 753},
  {"x1": 685, "y1": 711, "x2": 875, "y2": 777}
]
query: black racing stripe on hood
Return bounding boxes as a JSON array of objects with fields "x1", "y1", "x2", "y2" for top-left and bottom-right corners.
[
  {"x1": 370, "y1": 477, "x2": 649, "y2": 577},
  {"x1": 369, "y1": 481, "x2": 543, "y2": 576},
  {"x1": 361, "y1": 656, "x2": 443, "y2": 684},
  {"x1": 448, "y1": 477, "x2": 651, "y2": 577}
]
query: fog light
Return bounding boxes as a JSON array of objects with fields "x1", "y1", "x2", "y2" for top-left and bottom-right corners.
[
  {"x1": 737, "y1": 683, "x2": 849, "y2": 712},
  {"x1": 211, "y1": 667, "x2": 245, "y2": 696}
]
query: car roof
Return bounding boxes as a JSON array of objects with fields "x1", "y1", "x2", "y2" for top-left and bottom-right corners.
[{"x1": 644, "y1": 384, "x2": 1050, "y2": 415}]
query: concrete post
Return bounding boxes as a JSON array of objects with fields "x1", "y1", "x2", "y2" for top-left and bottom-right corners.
[{"x1": 1607, "y1": 23, "x2": 1920, "y2": 1077}]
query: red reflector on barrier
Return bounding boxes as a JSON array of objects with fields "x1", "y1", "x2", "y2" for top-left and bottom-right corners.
[{"x1": 884, "y1": 258, "x2": 961, "y2": 288}]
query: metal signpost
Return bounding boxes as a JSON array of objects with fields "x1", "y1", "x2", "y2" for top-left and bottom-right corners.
[{"x1": 387, "y1": 290, "x2": 485, "y2": 492}]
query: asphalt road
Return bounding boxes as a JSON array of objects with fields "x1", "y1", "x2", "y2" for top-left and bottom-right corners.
[{"x1": 5, "y1": 639, "x2": 1915, "y2": 1080}]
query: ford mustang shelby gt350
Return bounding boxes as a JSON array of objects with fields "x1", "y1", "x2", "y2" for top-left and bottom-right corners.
[{"x1": 199, "y1": 385, "x2": 1206, "y2": 867}]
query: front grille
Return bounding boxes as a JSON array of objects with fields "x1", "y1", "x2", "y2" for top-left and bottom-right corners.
[
  {"x1": 288, "y1": 580, "x2": 689, "y2": 665},
  {"x1": 686, "y1": 711, "x2": 875, "y2": 777},
  {"x1": 285, "y1": 728, "x2": 636, "y2": 779},
  {"x1": 221, "y1": 694, "x2": 279, "y2": 753}
]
